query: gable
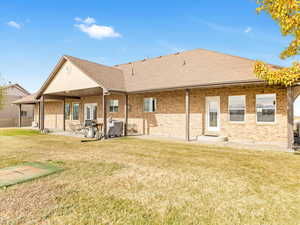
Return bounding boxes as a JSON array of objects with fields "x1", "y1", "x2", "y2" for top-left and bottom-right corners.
[
  {"x1": 44, "y1": 60, "x2": 99, "y2": 94},
  {"x1": 5, "y1": 86, "x2": 28, "y2": 97}
]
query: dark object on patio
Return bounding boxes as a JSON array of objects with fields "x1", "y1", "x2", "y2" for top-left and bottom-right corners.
[
  {"x1": 81, "y1": 120, "x2": 104, "y2": 142},
  {"x1": 84, "y1": 120, "x2": 96, "y2": 127},
  {"x1": 84, "y1": 120, "x2": 98, "y2": 138},
  {"x1": 107, "y1": 120, "x2": 123, "y2": 138}
]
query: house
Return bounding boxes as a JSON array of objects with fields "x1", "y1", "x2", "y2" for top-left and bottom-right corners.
[
  {"x1": 14, "y1": 49, "x2": 300, "y2": 150},
  {"x1": 0, "y1": 83, "x2": 34, "y2": 127}
]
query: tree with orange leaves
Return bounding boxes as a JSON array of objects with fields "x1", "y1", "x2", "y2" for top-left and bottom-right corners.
[{"x1": 254, "y1": 0, "x2": 300, "y2": 86}]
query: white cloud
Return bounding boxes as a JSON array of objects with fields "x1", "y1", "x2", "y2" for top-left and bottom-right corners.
[
  {"x1": 83, "y1": 17, "x2": 96, "y2": 25},
  {"x1": 74, "y1": 17, "x2": 95, "y2": 25},
  {"x1": 74, "y1": 17, "x2": 121, "y2": 40},
  {"x1": 244, "y1": 27, "x2": 252, "y2": 33},
  {"x1": 74, "y1": 17, "x2": 82, "y2": 22},
  {"x1": 75, "y1": 24, "x2": 121, "y2": 39},
  {"x1": 7, "y1": 21, "x2": 21, "y2": 29}
]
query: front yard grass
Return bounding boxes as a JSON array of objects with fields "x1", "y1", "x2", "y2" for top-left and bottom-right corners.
[{"x1": 0, "y1": 129, "x2": 300, "y2": 225}]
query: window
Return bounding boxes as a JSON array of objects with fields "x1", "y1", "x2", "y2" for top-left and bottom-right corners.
[
  {"x1": 84, "y1": 104, "x2": 97, "y2": 121},
  {"x1": 144, "y1": 98, "x2": 156, "y2": 112},
  {"x1": 72, "y1": 103, "x2": 79, "y2": 120},
  {"x1": 228, "y1": 95, "x2": 246, "y2": 122},
  {"x1": 21, "y1": 111, "x2": 27, "y2": 117},
  {"x1": 256, "y1": 94, "x2": 276, "y2": 123},
  {"x1": 109, "y1": 99, "x2": 119, "y2": 112},
  {"x1": 65, "y1": 103, "x2": 71, "y2": 120}
]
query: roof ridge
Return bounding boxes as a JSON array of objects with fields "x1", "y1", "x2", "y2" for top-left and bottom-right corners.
[
  {"x1": 113, "y1": 48, "x2": 281, "y2": 68},
  {"x1": 1, "y1": 83, "x2": 30, "y2": 95},
  {"x1": 64, "y1": 55, "x2": 123, "y2": 72},
  {"x1": 114, "y1": 49, "x2": 195, "y2": 67}
]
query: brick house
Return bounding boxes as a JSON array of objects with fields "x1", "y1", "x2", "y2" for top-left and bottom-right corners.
[
  {"x1": 14, "y1": 49, "x2": 300, "y2": 150},
  {"x1": 0, "y1": 83, "x2": 34, "y2": 127}
]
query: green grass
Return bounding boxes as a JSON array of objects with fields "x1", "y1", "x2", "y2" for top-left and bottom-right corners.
[
  {"x1": 0, "y1": 129, "x2": 300, "y2": 225},
  {"x1": 0, "y1": 128, "x2": 41, "y2": 136}
]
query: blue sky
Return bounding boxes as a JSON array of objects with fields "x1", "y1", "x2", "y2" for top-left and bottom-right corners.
[{"x1": 0, "y1": 0, "x2": 299, "y2": 94}]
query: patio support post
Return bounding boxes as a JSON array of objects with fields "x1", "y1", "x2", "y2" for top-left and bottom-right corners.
[
  {"x1": 40, "y1": 96, "x2": 45, "y2": 131},
  {"x1": 38, "y1": 102, "x2": 41, "y2": 129},
  {"x1": 63, "y1": 97, "x2": 66, "y2": 131},
  {"x1": 202, "y1": 95, "x2": 206, "y2": 135},
  {"x1": 124, "y1": 94, "x2": 128, "y2": 136},
  {"x1": 102, "y1": 93, "x2": 107, "y2": 138},
  {"x1": 18, "y1": 104, "x2": 22, "y2": 128},
  {"x1": 185, "y1": 89, "x2": 190, "y2": 141},
  {"x1": 287, "y1": 86, "x2": 294, "y2": 150}
]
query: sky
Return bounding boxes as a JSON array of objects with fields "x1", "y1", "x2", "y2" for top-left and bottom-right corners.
[{"x1": 1, "y1": 0, "x2": 300, "y2": 113}]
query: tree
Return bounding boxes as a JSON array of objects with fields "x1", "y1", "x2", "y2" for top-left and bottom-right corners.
[
  {"x1": 254, "y1": 0, "x2": 300, "y2": 86},
  {"x1": 0, "y1": 87, "x2": 4, "y2": 110},
  {"x1": 0, "y1": 76, "x2": 5, "y2": 110}
]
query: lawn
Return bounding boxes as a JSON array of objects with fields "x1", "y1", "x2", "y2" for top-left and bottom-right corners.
[{"x1": 0, "y1": 129, "x2": 300, "y2": 225}]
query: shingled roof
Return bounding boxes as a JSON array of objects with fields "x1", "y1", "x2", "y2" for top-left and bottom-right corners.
[
  {"x1": 65, "y1": 55, "x2": 125, "y2": 91},
  {"x1": 31, "y1": 48, "x2": 278, "y2": 102},
  {"x1": 116, "y1": 48, "x2": 272, "y2": 92},
  {"x1": 1, "y1": 83, "x2": 30, "y2": 95},
  {"x1": 13, "y1": 93, "x2": 38, "y2": 104}
]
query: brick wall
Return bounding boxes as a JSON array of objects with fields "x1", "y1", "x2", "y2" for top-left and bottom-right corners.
[
  {"x1": 127, "y1": 90, "x2": 186, "y2": 138},
  {"x1": 126, "y1": 85, "x2": 288, "y2": 146},
  {"x1": 189, "y1": 85, "x2": 288, "y2": 146},
  {"x1": 38, "y1": 84, "x2": 288, "y2": 146}
]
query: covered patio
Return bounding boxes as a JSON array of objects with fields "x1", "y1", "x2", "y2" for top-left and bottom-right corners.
[
  {"x1": 37, "y1": 87, "x2": 128, "y2": 138},
  {"x1": 14, "y1": 55, "x2": 129, "y2": 138}
]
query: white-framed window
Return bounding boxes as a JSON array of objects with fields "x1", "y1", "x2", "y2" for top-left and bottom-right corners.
[
  {"x1": 109, "y1": 99, "x2": 119, "y2": 112},
  {"x1": 65, "y1": 103, "x2": 71, "y2": 120},
  {"x1": 228, "y1": 95, "x2": 246, "y2": 122},
  {"x1": 84, "y1": 103, "x2": 97, "y2": 121},
  {"x1": 72, "y1": 103, "x2": 79, "y2": 120},
  {"x1": 144, "y1": 98, "x2": 156, "y2": 112},
  {"x1": 256, "y1": 94, "x2": 276, "y2": 123}
]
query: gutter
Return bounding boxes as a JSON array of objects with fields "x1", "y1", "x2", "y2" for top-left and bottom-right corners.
[
  {"x1": 33, "y1": 79, "x2": 276, "y2": 100},
  {"x1": 125, "y1": 80, "x2": 267, "y2": 94}
]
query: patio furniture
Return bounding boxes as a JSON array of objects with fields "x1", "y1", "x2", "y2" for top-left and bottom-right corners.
[
  {"x1": 83, "y1": 120, "x2": 104, "y2": 140},
  {"x1": 32, "y1": 121, "x2": 38, "y2": 128},
  {"x1": 69, "y1": 122, "x2": 85, "y2": 135},
  {"x1": 127, "y1": 123, "x2": 138, "y2": 134},
  {"x1": 107, "y1": 120, "x2": 123, "y2": 138},
  {"x1": 95, "y1": 122, "x2": 104, "y2": 140}
]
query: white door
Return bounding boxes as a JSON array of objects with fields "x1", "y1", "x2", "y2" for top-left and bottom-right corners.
[
  {"x1": 206, "y1": 96, "x2": 220, "y2": 132},
  {"x1": 84, "y1": 103, "x2": 97, "y2": 121}
]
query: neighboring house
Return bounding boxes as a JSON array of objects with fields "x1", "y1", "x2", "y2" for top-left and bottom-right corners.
[
  {"x1": 0, "y1": 83, "x2": 34, "y2": 127},
  {"x1": 14, "y1": 49, "x2": 300, "y2": 150}
]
